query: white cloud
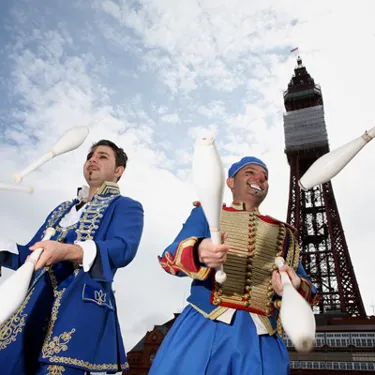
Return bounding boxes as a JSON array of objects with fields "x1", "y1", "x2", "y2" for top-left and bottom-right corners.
[{"x1": 160, "y1": 112, "x2": 180, "y2": 124}]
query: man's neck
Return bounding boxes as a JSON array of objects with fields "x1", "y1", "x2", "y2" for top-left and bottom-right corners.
[
  {"x1": 88, "y1": 186, "x2": 99, "y2": 201},
  {"x1": 243, "y1": 203, "x2": 259, "y2": 212},
  {"x1": 233, "y1": 198, "x2": 260, "y2": 212}
]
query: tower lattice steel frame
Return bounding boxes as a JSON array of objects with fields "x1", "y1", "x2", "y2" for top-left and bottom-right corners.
[{"x1": 283, "y1": 57, "x2": 366, "y2": 317}]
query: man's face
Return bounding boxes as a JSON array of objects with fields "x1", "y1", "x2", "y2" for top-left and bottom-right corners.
[
  {"x1": 83, "y1": 145, "x2": 123, "y2": 187},
  {"x1": 227, "y1": 164, "x2": 269, "y2": 206}
]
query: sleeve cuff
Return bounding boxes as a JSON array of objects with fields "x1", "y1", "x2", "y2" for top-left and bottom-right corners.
[
  {"x1": 158, "y1": 237, "x2": 211, "y2": 280},
  {"x1": 75, "y1": 240, "x2": 97, "y2": 272},
  {"x1": 298, "y1": 277, "x2": 320, "y2": 305},
  {"x1": 0, "y1": 239, "x2": 18, "y2": 255}
]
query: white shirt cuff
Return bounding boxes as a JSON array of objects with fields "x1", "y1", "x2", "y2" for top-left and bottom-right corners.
[
  {"x1": 0, "y1": 239, "x2": 19, "y2": 255},
  {"x1": 74, "y1": 240, "x2": 97, "y2": 272}
]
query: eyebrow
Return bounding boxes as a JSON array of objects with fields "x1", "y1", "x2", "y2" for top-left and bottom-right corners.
[
  {"x1": 244, "y1": 166, "x2": 268, "y2": 176},
  {"x1": 87, "y1": 150, "x2": 111, "y2": 159}
]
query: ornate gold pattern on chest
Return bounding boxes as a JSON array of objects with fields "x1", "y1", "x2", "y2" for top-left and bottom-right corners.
[
  {"x1": 75, "y1": 194, "x2": 117, "y2": 242},
  {"x1": 46, "y1": 202, "x2": 72, "y2": 232},
  {"x1": 213, "y1": 210, "x2": 286, "y2": 316}
]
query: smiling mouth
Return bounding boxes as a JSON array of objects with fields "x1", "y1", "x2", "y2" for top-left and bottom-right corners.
[{"x1": 248, "y1": 183, "x2": 262, "y2": 192}]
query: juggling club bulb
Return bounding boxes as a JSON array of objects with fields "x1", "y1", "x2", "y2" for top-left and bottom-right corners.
[
  {"x1": 215, "y1": 270, "x2": 227, "y2": 284},
  {"x1": 12, "y1": 174, "x2": 23, "y2": 184}
]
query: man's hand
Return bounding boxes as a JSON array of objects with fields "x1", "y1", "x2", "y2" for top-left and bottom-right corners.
[
  {"x1": 272, "y1": 265, "x2": 301, "y2": 296},
  {"x1": 29, "y1": 240, "x2": 84, "y2": 270},
  {"x1": 197, "y1": 234, "x2": 230, "y2": 269}
]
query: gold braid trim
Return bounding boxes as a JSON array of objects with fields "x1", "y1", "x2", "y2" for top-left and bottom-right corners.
[
  {"x1": 96, "y1": 181, "x2": 120, "y2": 196},
  {"x1": 44, "y1": 182, "x2": 120, "y2": 243},
  {"x1": 75, "y1": 194, "x2": 118, "y2": 242},
  {"x1": 0, "y1": 288, "x2": 35, "y2": 350},
  {"x1": 46, "y1": 202, "x2": 72, "y2": 230},
  {"x1": 277, "y1": 316, "x2": 284, "y2": 337},
  {"x1": 274, "y1": 228, "x2": 302, "y2": 313},
  {"x1": 213, "y1": 212, "x2": 286, "y2": 316},
  {"x1": 159, "y1": 237, "x2": 211, "y2": 280},
  {"x1": 277, "y1": 228, "x2": 300, "y2": 335},
  {"x1": 47, "y1": 365, "x2": 65, "y2": 375},
  {"x1": 48, "y1": 356, "x2": 129, "y2": 371},
  {"x1": 258, "y1": 314, "x2": 277, "y2": 335},
  {"x1": 298, "y1": 277, "x2": 314, "y2": 304},
  {"x1": 189, "y1": 303, "x2": 229, "y2": 320},
  {"x1": 284, "y1": 228, "x2": 300, "y2": 271},
  {"x1": 41, "y1": 287, "x2": 67, "y2": 358},
  {"x1": 42, "y1": 270, "x2": 128, "y2": 371}
]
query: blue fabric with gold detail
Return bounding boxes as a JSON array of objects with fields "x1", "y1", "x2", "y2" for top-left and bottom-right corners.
[
  {"x1": 158, "y1": 205, "x2": 317, "y2": 331},
  {"x1": 152, "y1": 204, "x2": 317, "y2": 374},
  {"x1": 0, "y1": 182, "x2": 144, "y2": 375}
]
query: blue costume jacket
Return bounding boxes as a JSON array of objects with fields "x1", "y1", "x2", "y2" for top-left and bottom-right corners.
[
  {"x1": 158, "y1": 201, "x2": 318, "y2": 334},
  {"x1": 0, "y1": 182, "x2": 144, "y2": 374}
]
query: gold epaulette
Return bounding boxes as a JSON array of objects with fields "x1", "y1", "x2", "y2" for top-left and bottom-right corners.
[
  {"x1": 266, "y1": 215, "x2": 297, "y2": 236},
  {"x1": 283, "y1": 221, "x2": 297, "y2": 235}
]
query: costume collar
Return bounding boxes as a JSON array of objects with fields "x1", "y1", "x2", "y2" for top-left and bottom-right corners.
[
  {"x1": 76, "y1": 182, "x2": 120, "y2": 202},
  {"x1": 76, "y1": 186, "x2": 90, "y2": 202},
  {"x1": 231, "y1": 200, "x2": 260, "y2": 214}
]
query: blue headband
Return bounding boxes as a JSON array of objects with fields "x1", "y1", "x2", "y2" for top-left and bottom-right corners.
[{"x1": 228, "y1": 156, "x2": 268, "y2": 178}]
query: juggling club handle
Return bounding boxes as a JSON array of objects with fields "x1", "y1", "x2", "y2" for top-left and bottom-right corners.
[
  {"x1": 12, "y1": 152, "x2": 54, "y2": 184},
  {"x1": 28, "y1": 227, "x2": 56, "y2": 265},
  {"x1": 275, "y1": 257, "x2": 292, "y2": 286},
  {"x1": 210, "y1": 230, "x2": 227, "y2": 284}
]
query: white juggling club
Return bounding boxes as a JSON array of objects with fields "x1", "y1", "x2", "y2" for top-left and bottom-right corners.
[
  {"x1": 0, "y1": 183, "x2": 34, "y2": 193},
  {"x1": 299, "y1": 126, "x2": 375, "y2": 191},
  {"x1": 275, "y1": 257, "x2": 316, "y2": 352},
  {"x1": 12, "y1": 126, "x2": 89, "y2": 184},
  {"x1": 192, "y1": 137, "x2": 227, "y2": 284},
  {"x1": 0, "y1": 227, "x2": 56, "y2": 325}
]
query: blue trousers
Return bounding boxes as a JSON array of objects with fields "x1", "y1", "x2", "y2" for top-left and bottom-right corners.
[{"x1": 149, "y1": 305, "x2": 290, "y2": 375}]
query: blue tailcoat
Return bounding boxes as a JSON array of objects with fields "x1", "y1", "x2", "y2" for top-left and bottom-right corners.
[{"x1": 0, "y1": 182, "x2": 144, "y2": 374}]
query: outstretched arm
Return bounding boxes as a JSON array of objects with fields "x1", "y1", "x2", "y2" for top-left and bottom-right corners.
[
  {"x1": 0, "y1": 221, "x2": 52, "y2": 271},
  {"x1": 158, "y1": 205, "x2": 214, "y2": 280}
]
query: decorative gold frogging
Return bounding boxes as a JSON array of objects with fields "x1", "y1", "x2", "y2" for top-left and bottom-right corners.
[
  {"x1": 0, "y1": 182, "x2": 128, "y2": 371},
  {"x1": 212, "y1": 210, "x2": 295, "y2": 316}
]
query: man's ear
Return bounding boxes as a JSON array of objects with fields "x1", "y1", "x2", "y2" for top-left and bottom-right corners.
[
  {"x1": 115, "y1": 166, "x2": 125, "y2": 180},
  {"x1": 226, "y1": 177, "x2": 234, "y2": 190}
]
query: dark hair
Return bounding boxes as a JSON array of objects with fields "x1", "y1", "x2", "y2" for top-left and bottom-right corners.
[{"x1": 87, "y1": 139, "x2": 128, "y2": 169}]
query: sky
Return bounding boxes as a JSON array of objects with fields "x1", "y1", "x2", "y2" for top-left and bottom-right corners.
[{"x1": 1, "y1": 0, "x2": 375, "y2": 352}]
